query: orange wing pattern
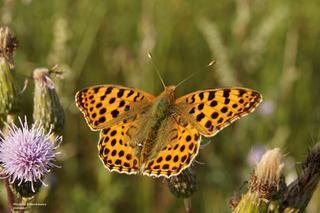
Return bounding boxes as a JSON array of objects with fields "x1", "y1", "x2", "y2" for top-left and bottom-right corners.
[
  {"x1": 98, "y1": 114, "x2": 144, "y2": 175},
  {"x1": 175, "y1": 88, "x2": 262, "y2": 136},
  {"x1": 75, "y1": 85, "x2": 154, "y2": 130},
  {"x1": 143, "y1": 116, "x2": 201, "y2": 178},
  {"x1": 76, "y1": 84, "x2": 262, "y2": 179}
]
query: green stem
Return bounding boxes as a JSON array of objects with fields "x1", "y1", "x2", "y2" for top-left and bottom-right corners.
[
  {"x1": 17, "y1": 198, "x2": 28, "y2": 213},
  {"x1": 184, "y1": 198, "x2": 192, "y2": 213},
  {"x1": 3, "y1": 177, "x2": 14, "y2": 213},
  {"x1": 3, "y1": 114, "x2": 17, "y2": 212}
]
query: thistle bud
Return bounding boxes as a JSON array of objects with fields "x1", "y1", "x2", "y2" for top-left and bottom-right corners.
[
  {"x1": 167, "y1": 169, "x2": 197, "y2": 198},
  {"x1": 11, "y1": 179, "x2": 42, "y2": 198},
  {"x1": 0, "y1": 26, "x2": 20, "y2": 115},
  {"x1": 232, "y1": 148, "x2": 284, "y2": 213},
  {"x1": 33, "y1": 67, "x2": 64, "y2": 135}
]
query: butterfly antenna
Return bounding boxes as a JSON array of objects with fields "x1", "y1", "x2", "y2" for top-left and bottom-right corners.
[
  {"x1": 176, "y1": 60, "x2": 216, "y2": 88},
  {"x1": 148, "y1": 53, "x2": 166, "y2": 89}
]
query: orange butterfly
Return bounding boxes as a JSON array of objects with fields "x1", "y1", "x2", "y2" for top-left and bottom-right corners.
[{"x1": 75, "y1": 84, "x2": 262, "y2": 178}]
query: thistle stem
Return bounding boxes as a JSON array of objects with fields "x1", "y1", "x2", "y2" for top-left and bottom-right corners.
[
  {"x1": 17, "y1": 197, "x2": 28, "y2": 213},
  {"x1": 184, "y1": 198, "x2": 192, "y2": 213},
  {"x1": 2, "y1": 114, "x2": 17, "y2": 212},
  {"x1": 3, "y1": 177, "x2": 14, "y2": 213}
]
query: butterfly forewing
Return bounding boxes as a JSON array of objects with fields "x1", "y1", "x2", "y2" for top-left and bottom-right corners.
[
  {"x1": 174, "y1": 88, "x2": 262, "y2": 136},
  {"x1": 75, "y1": 85, "x2": 155, "y2": 130}
]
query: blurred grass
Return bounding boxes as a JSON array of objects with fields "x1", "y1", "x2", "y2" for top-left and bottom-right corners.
[{"x1": 1, "y1": 0, "x2": 320, "y2": 212}]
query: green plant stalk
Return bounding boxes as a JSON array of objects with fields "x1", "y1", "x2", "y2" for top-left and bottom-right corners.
[
  {"x1": 3, "y1": 177, "x2": 14, "y2": 213},
  {"x1": 233, "y1": 192, "x2": 269, "y2": 213},
  {"x1": 2, "y1": 115, "x2": 17, "y2": 213}
]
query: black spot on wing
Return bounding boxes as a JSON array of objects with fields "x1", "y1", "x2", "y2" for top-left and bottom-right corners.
[
  {"x1": 111, "y1": 109, "x2": 119, "y2": 118},
  {"x1": 238, "y1": 89, "x2": 246, "y2": 97},
  {"x1": 198, "y1": 103, "x2": 204, "y2": 110},
  {"x1": 196, "y1": 113, "x2": 205, "y2": 121},
  {"x1": 118, "y1": 100, "x2": 126, "y2": 107},
  {"x1": 199, "y1": 92, "x2": 204, "y2": 100},
  {"x1": 98, "y1": 117, "x2": 106, "y2": 123},
  {"x1": 117, "y1": 89, "x2": 124, "y2": 98},
  {"x1": 223, "y1": 89, "x2": 230, "y2": 98},
  {"x1": 109, "y1": 98, "x2": 116, "y2": 104},
  {"x1": 105, "y1": 87, "x2": 113, "y2": 95},
  {"x1": 94, "y1": 87, "x2": 100, "y2": 93},
  {"x1": 127, "y1": 90, "x2": 134, "y2": 98},
  {"x1": 208, "y1": 91, "x2": 215, "y2": 100},
  {"x1": 99, "y1": 108, "x2": 106, "y2": 115},
  {"x1": 210, "y1": 100, "x2": 218, "y2": 107},
  {"x1": 221, "y1": 107, "x2": 228, "y2": 113}
]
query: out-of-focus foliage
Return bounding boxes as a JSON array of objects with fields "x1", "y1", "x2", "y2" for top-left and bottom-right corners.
[{"x1": 0, "y1": 0, "x2": 319, "y2": 212}]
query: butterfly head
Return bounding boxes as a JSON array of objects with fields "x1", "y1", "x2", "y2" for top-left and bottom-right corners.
[{"x1": 164, "y1": 85, "x2": 176, "y2": 102}]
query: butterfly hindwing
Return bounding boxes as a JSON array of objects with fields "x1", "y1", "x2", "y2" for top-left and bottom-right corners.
[
  {"x1": 98, "y1": 115, "x2": 143, "y2": 175},
  {"x1": 143, "y1": 115, "x2": 201, "y2": 178},
  {"x1": 75, "y1": 85, "x2": 155, "y2": 130},
  {"x1": 175, "y1": 88, "x2": 262, "y2": 136}
]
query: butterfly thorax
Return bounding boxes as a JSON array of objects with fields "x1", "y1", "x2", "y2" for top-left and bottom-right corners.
[{"x1": 138, "y1": 86, "x2": 176, "y2": 165}]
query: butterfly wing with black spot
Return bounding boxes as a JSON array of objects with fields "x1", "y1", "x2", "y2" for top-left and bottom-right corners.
[
  {"x1": 174, "y1": 88, "x2": 262, "y2": 136},
  {"x1": 98, "y1": 114, "x2": 147, "y2": 175},
  {"x1": 143, "y1": 115, "x2": 201, "y2": 178},
  {"x1": 75, "y1": 85, "x2": 155, "y2": 130}
]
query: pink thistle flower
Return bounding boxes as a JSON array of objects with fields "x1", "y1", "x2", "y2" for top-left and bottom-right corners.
[{"x1": 0, "y1": 117, "x2": 61, "y2": 192}]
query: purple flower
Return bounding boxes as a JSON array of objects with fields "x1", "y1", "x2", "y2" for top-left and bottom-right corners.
[{"x1": 0, "y1": 117, "x2": 61, "y2": 192}]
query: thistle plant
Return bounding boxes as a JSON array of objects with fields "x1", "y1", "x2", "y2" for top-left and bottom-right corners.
[
  {"x1": 167, "y1": 168, "x2": 197, "y2": 199},
  {"x1": 0, "y1": 25, "x2": 64, "y2": 212},
  {"x1": 0, "y1": 117, "x2": 61, "y2": 197},
  {"x1": 231, "y1": 144, "x2": 320, "y2": 213},
  {"x1": 167, "y1": 168, "x2": 197, "y2": 212},
  {"x1": 231, "y1": 148, "x2": 284, "y2": 213}
]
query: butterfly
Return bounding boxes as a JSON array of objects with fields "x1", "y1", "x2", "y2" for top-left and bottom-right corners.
[{"x1": 75, "y1": 84, "x2": 262, "y2": 178}]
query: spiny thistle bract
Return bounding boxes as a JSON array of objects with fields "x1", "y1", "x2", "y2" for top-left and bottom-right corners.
[
  {"x1": 232, "y1": 148, "x2": 284, "y2": 213},
  {"x1": 33, "y1": 67, "x2": 65, "y2": 135},
  {"x1": 167, "y1": 168, "x2": 197, "y2": 198},
  {"x1": 0, "y1": 117, "x2": 61, "y2": 197}
]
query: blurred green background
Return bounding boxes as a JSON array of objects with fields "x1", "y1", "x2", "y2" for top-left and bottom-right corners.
[{"x1": 1, "y1": 0, "x2": 320, "y2": 212}]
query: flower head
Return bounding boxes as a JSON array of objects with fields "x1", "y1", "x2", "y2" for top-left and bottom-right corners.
[
  {"x1": 167, "y1": 168, "x2": 197, "y2": 198},
  {"x1": 247, "y1": 144, "x2": 267, "y2": 166},
  {"x1": 0, "y1": 117, "x2": 61, "y2": 193}
]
